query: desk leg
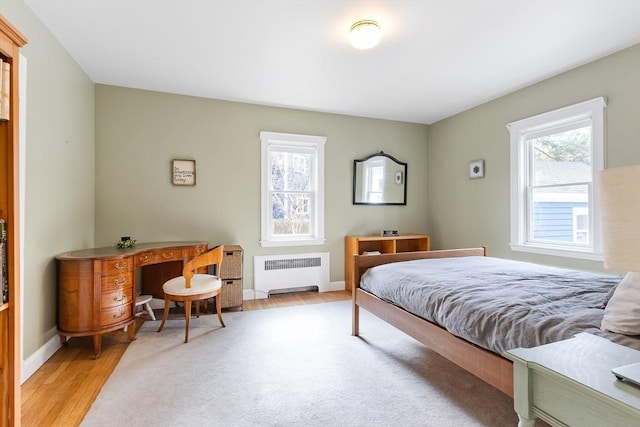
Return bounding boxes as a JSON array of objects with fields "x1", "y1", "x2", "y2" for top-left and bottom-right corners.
[
  {"x1": 128, "y1": 320, "x2": 136, "y2": 341},
  {"x1": 92, "y1": 335, "x2": 101, "y2": 359}
]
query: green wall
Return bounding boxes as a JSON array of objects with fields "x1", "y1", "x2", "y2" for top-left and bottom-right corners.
[
  {"x1": 94, "y1": 85, "x2": 430, "y2": 288},
  {"x1": 427, "y1": 44, "x2": 640, "y2": 272},
  {"x1": 0, "y1": 1, "x2": 95, "y2": 360}
]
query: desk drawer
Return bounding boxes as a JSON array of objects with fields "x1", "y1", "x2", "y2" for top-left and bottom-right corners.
[
  {"x1": 101, "y1": 304, "x2": 132, "y2": 327},
  {"x1": 136, "y1": 251, "x2": 158, "y2": 266},
  {"x1": 101, "y1": 286, "x2": 133, "y2": 309},
  {"x1": 101, "y1": 272, "x2": 132, "y2": 292},
  {"x1": 157, "y1": 248, "x2": 183, "y2": 263},
  {"x1": 189, "y1": 244, "x2": 207, "y2": 258},
  {"x1": 101, "y1": 257, "x2": 133, "y2": 275}
]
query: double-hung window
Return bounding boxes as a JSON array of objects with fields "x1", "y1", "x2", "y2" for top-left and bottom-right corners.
[
  {"x1": 508, "y1": 97, "x2": 606, "y2": 260},
  {"x1": 260, "y1": 131, "x2": 326, "y2": 247}
]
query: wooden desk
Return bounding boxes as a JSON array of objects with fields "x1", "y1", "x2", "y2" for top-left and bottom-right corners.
[
  {"x1": 505, "y1": 333, "x2": 640, "y2": 427},
  {"x1": 56, "y1": 241, "x2": 207, "y2": 357}
]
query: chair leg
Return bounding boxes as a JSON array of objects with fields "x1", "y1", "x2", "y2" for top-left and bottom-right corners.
[
  {"x1": 157, "y1": 297, "x2": 171, "y2": 333},
  {"x1": 145, "y1": 302, "x2": 156, "y2": 321},
  {"x1": 195, "y1": 300, "x2": 200, "y2": 318},
  {"x1": 216, "y1": 294, "x2": 225, "y2": 327},
  {"x1": 184, "y1": 299, "x2": 192, "y2": 343}
]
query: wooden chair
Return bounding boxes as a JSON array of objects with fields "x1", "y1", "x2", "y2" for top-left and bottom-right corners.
[{"x1": 157, "y1": 245, "x2": 226, "y2": 342}]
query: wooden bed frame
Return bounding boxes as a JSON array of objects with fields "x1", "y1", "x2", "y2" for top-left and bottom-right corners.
[{"x1": 351, "y1": 247, "x2": 515, "y2": 397}]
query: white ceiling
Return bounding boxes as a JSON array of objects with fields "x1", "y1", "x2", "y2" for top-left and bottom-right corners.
[{"x1": 23, "y1": 0, "x2": 640, "y2": 124}]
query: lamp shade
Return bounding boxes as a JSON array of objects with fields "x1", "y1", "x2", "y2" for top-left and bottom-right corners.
[{"x1": 597, "y1": 164, "x2": 640, "y2": 272}]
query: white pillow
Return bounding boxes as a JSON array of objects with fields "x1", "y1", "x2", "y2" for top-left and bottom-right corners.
[{"x1": 601, "y1": 271, "x2": 640, "y2": 335}]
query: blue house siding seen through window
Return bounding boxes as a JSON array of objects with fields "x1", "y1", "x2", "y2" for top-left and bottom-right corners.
[{"x1": 532, "y1": 202, "x2": 588, "y2": 241}]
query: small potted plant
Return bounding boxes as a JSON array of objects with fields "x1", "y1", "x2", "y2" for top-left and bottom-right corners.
[{"x1": 115, "y1": 236, "x2": 136, "y2": 249}]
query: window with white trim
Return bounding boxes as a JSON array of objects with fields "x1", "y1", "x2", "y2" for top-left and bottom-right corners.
[
  {"x1": 508, "y1": 97, "x2": 605, "y2": 260},
  {"x1": 260, "y1": 131, "x2": 326, "y2": 247}
]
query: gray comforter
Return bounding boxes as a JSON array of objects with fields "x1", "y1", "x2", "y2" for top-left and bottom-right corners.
[{"x1": 360, "y1": 256, "x2": 640, "y2": 354}]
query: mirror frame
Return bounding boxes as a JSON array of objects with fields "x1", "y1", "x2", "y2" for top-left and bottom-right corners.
[{"x1": 352, "y1": 151, "x2": 407, "y2": 205}]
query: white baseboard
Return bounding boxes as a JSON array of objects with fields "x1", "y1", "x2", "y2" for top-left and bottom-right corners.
[
  {"x1": 329, "y1": 280, "x2": 346, "y2": 291},
  {"x1": 242, "y1": 289, "x2": 259, "y2": 300},
  {"x1": 22, "y1": 327, "x2": 62, "y2": 384}
]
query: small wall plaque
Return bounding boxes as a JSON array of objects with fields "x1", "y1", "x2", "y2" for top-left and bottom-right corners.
[
  {"x1": 469, "y1": 159, "x2": 485, "y2": 179},
  {"x1": 172, "y1": 159, "x2": 196, "y2": 186}
]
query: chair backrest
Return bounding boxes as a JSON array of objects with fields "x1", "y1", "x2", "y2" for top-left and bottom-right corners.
[{"x1": 182, "y1": 245, "x2": 224, "y2": 288}]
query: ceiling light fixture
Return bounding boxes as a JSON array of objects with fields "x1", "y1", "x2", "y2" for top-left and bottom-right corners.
[{"x1": 349, "y1": 20, "x2": 381, "y2": 50}]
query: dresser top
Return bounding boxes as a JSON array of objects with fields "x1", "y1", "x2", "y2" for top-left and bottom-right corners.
[
  {"x1": 56, "y1": 241, "x2": 207, "y2": 260},
  {"x1": 506, "y1": 332, "x2": 640, "y2": 409},
  {"x1": 346, "y1": 234, "x2": 429, "y2": 241}
]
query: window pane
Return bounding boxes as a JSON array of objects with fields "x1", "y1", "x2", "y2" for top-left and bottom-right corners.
[
  {"x1": 271, "y1": 192, "x2": 311, "y2": 235},
  {"x1": 531, "y1": 184, "x2": 589, "y2": 244},
  {"x1": 531, "y1": 126, "x2": 591, "y2": 186},
  {"x1": 573, "y1": 207, "x2": 589, "y2": 243},
  {"x1": 270, "y1": 151, "x2": 311, "y2": 191}
]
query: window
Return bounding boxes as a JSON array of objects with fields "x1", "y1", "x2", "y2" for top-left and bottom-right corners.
[
  {"x1": 260, "y1": 131, "x2": 325, "y2": 247},
  {"x1": 508, "y1": 97, "x2": 605, "y2": 260}
]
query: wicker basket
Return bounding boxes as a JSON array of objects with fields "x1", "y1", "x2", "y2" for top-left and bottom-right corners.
[
  {"x1": 220, "y1": 279, "x2": 243, "y2": 309},
  {"x1": 220, "y1": 245, "x2": 243, "y2": 279}
]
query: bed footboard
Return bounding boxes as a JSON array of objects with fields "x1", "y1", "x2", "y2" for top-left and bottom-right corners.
[{"x1": 351, "y1": 247, "x2": 514, "y2": 397}]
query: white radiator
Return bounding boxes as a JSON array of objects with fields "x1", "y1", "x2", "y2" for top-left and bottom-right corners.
[{"x1": 253, "y1": 252, "x2": 330, "y2": 299}]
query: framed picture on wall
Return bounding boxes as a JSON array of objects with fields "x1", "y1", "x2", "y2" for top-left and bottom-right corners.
[
  {"x1": 469, "y1": 159, "x2": 484, "y2": 179},
  {"x1": 172, "y1": 159, "x2": 196, "y2": 186}
]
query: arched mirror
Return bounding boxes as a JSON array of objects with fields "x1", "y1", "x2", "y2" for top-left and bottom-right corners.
[{"x1": 353, "y1": 151, "x2": 407, "y2": 205}]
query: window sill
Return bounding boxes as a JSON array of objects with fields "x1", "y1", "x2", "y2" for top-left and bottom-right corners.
[
  {"x1": 260, "y1": 238, "x2": 326, "y2": 248},
  {"x1": 510, "y1": 243, "x2": 603, "y2": 261}
]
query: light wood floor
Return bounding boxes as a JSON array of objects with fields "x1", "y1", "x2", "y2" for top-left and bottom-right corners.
[{"x1": 21, "y1": 290, "x2": 350, "y2": 427}]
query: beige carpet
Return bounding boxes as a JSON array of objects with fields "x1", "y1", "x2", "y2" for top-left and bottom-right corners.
[{"x1": 81, "y1": 300, "x2": 527, "y2": 426}]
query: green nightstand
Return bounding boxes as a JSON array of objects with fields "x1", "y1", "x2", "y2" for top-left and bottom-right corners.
[{"x1": 505, "y1": 333, "x2": 640, "y2": 427}]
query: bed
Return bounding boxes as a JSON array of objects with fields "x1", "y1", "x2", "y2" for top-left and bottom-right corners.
[{"x1": 351, "y1": 248, "x2": 640, "y2": 397}]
